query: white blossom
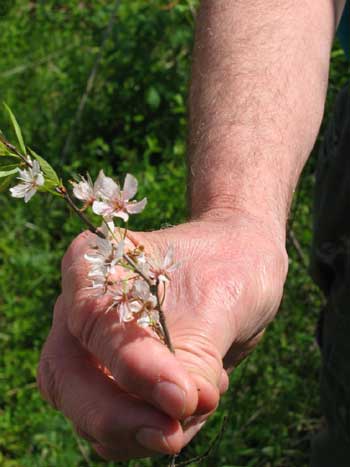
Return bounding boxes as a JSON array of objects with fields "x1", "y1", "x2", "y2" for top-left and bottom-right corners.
[
  {"x1": 10, "y1": 159, "x2": 44, "y2": 203},
  {"x1": 148, "y1": 245, "x2": 179, "y2": 283},
  {"x1": 87, "y1": 274, "x2": 110, "y2": 295},
  {"x1": 92, "y1": 173, "x2": 147, "y2": 222},
  {"x1": 108, "y1": 283, "x2": 140, "y2": 322},
  {"x1": 85, "y1": 236, "x2": 124, "y2": 279},
  {"x1": 71, "y1": 170, "x2": 106, "y2": 206},
  {"x1": 131, "y1": 280, "x2": 159, "y2": 328},
  {"x1": 132, "y1": 279, "x2": 156, "y2": 305}
]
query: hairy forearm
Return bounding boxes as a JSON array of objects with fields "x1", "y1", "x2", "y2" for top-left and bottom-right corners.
[{"x1": 188, "y1": 0, "x2": 345, "y2": 236}]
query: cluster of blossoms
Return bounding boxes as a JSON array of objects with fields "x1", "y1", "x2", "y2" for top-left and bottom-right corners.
[
  {"x1": 5, "y1": 106, "x2": 178, "y2": 345},
  {"x1": 85, "y1": 222, "x2": 177, "y2": 334},
  {"x1": 71, "y1": 170, "x2": 147, "y2": 221},
  {"x1": 84, "y1": 218, "x2": 178, "y2": 332},
  {"x1": 70, "y1": 171, "x2": 178, "y2": 336}
]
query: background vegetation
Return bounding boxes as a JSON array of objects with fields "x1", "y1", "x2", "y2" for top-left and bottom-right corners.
[{"x1": 0, "y1": 1, "x2": 348, "y2": 466}]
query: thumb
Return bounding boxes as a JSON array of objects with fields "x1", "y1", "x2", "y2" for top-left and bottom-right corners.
[{"x1": 173, "y1": 334, "x2": 224, "y2": 415}]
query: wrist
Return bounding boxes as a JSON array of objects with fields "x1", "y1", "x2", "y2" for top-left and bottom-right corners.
[
  {"x1": 189, "y1": 187, "x2": 289, "y2": 247},
  {"x1": 187, "y1": 128, "x2": 301, "y2": 246}
]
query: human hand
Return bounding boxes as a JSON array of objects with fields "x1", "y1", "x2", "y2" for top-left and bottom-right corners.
[{"x1": 37, "y1": 212, "x2": 288, "y2": 461}]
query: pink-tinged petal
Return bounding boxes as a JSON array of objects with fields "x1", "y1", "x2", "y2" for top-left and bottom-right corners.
[
  {"x1": 122, "y1": 173, "x2": 138, "y2": 201},
  {"x1": 126, "y1": 197, "x2": 147, "y2": 214},
  {"x1": 95, "y1": 237, "x2": 113, "y2": 256},
  {"x1": 93, "y1": 170, "x2": 109, "y2": 197},
  {"x1": 98, "y1": 174, "x2": 120, "y2": 199},
  {"x1": 10, "y1": 184, "x2": 27, "y2": 199},
  {"x1": 114, "y1": 210, "x2": 129, "y2": 222},
  {"x1": 84, "y1": 253, "x2": 103, "y2": 264},
  {"x1": 137, "y1": 313, "x2": 151, "y2": 328},
  {"x1": 129, "y1": 300, "x2": 143, "y2": 314},
  {"x1": 36, "y1": 172, "x2": 45, "y2": 186},
  {"x1": 32, "y1": 160, "x2": 41, "y2": 174},
  {"x1": 167, "y1": 262, "x2": 181, "y2": 273},
  {"x1": 133, "y1": 279, "x2": 150, "y2": 300},
  {"x1": 24, "y1": 187, "x2": 37, "y2": 203},
  {"x1": 163, "y1": 245, "x2": 174, "y2": 270},
  {"x1": 136, "y1": 261, "x2": 151, "y2": 280},
  {"x1": 17, "y1": 169, "x2": 32, "y2": 183},
  {"x1": 119, "y1": 302, "x2": 133, "y2": 322},
  {"x1": 113, "y1": 240, "x2": 125, "y2": 262},
  {"x1": 92, "y1": 200, "x2": 114, "y2": 217},
  {"x1": 72, "y1": 177, "x2": 93, "y2": 201}
]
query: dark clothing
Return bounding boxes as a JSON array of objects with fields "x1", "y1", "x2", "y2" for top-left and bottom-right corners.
[
  {"x1": 338, "y1": 2, "x2": 349, "y2": 58},
  {"x1": 311, "y1": 84, "x2": 350, "y2": 466}
]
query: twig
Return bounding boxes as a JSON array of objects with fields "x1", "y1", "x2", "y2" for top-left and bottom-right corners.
[
  {"x1": 287, "y1": 228, "x2": 308, "y2": 269},
  {"x1": 170, "y1": 416, "x2": 228, "y2": 467},
  {"x1": 156, "y1": 283, "x2": 175, "y2": 354},
  {"x1": 72, "y1": 429, "x2": 93, "y2": 467},
  {"x1": 122, "y1": 253, "x2": 175, "y2": 353},
  {"x1": 56, "y1": 186, "x2": 104, "y2": 238},
  {"x1": 60, "y1": 0, "x2": 120, "y2": 163},
  {"x1": 0, "y1": 134, "x2": 32, "y2": 167}
]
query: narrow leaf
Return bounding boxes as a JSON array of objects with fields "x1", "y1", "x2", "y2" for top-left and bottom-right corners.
[
  {"x1": 0, "y1": 164, "x2": 19, "y2": 173},
  {"x1": 0, "y1": 140, "x2": 9, "y2": 156},
  {"x1": 28, "y1": 148, "x2": 60, "y2": 188},
  {"x1": 4, "y1": 104, "x2": 26, "y2": 155},
  {"x1": 0, "y1": 167, "x2": 19, "y2": 178},
  {"x1": 0, "y1": 156, "x2": 19, "y2": 169}
]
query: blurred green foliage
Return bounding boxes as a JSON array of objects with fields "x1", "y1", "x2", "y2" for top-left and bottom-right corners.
[{"x1": 0, "y1": 1, "x2": 349, "y2": 466}]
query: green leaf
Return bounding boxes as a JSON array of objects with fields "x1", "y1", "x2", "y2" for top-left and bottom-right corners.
[
  {"x1": 0, "y1": 164, "x2": 19, "y2": 174},
  {"x1": 3, "y1": 103, "x2": 26, "y2": 155},
  {"x1": 0, "y1": 140, "x2": 10, "y2": 156},
  {"x1": 0, "y1": 174, "x2": 16, "y2": 192},
  {"x1": 28, "y1": 148, "x2": 60, "y2": 188},
  {"x1": 0, "y1": 167, "x2": 18, "y2": 178},
  {"x1": 0, "y1": 156, "x2": 19, "y2": 169}
]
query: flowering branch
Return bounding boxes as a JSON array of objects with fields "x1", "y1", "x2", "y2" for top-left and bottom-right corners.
[{"x1": 1, "y1": 105, "x2": 177, "y2": 353}]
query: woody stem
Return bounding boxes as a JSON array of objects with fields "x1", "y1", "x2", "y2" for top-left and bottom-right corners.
[{"x1": 123, "y1": 254, "x2": 175, "y2": 354}]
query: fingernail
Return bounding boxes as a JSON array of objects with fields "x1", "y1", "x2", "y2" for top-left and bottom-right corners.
[
  {"x1": 136, "y1": 427, "x2": 170, "y2": 453},
  {"x1": 152, "y1": 382, "x2": 185, "y2": 419}
]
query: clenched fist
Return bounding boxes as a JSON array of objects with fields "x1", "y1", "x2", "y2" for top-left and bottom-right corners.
[{"x1": 37, "y1": 213, "x2": 287, "y2": 461}]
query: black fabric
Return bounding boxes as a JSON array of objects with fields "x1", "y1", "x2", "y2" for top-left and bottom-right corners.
[{"x1": 311, "y1": 84, "x2": 350, "y2": 466}]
